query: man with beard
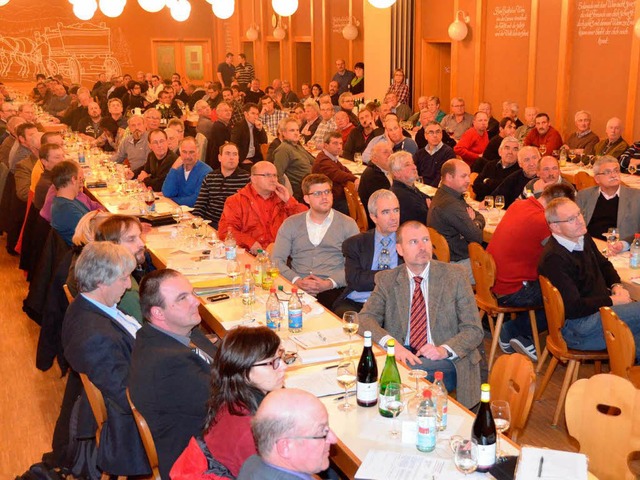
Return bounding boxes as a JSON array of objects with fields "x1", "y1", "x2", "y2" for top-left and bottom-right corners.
[{"x1": 111, "y1": 115, "x2": 150, "y2": 172}]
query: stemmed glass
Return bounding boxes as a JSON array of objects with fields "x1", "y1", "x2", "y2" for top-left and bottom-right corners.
[
  {"x1": 384, "y1": 382, "x2": 404, "y2": 438},
  {"x1": 406, "y1": 369, "x2": 428, "y2": 417},
  {"x1": 172, "y1": 205, "x2": 183, "y2": 225},
  {"x1": 494, "y1": 195, "x2": 505, "y2": 212},
  {"x1": 453, "y1": 438, "x2": 479, "y2": 477},
  {"x1": 143, "y1": 189, "x2": 155, "y2": 214},
  {"x1": 342, "y1": 311, "x2": 359, "y2": 358},
  {"x1": 227, "y1": 260, "x2": 241, "y2": 297},
  {"x1": 336, "y1": 361, "x2": 357, "y2": 412},
  {"x1": 354, "y1": 152, "x2": 363, "y2": 168},
  {"x1": 539, "y1": 145, "x2": 547, "y2": 156},
  {"x1": 628, "y1": 164, "x2": 638, "y2": 175},
  {"x1": 490, "y1": 400, "x2": 511, "y2": 461},
  {"x1": 484, "y1": 195, "x2": 494, "y2": 210},
  {"x1": 606, "y1": 227, "x2": 620, "y2": 257}
]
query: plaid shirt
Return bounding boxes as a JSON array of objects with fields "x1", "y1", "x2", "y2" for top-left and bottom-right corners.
[
  {"x1": 387, "y1": 83, "x2": 410, "y2": 105},
  {"x1": 230, "y1": 99, "x2": 244, "y2": 130},
  {"x1": 259, "y1": 109, "x2": 287, "y2": 137},
  {"x1": 310, "y1": 118, "x2": 337, "y2": 145}
]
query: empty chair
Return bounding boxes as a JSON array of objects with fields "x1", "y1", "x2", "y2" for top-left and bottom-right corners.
[
  {"x1": 126, "y1": 388, "x2": 162, "y2": 480},
  {"x1": 601, "y1": 306, "x2": 640, "y2": 388},
  {"x1": 574, "y1": 170, "x2": 597, "y2": 191},
  {"x1": 488, "y1": 353, "x2": 536, "y2": 442},
  {"x1": 535, "y1": 276, "x2": 608, "y2": 426},
  {"x1": 427, "y1": 226, "x2": 450, "y2": 263}
]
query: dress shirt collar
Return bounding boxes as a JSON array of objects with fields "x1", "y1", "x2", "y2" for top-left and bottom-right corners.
[
  {"x1": 306, "y1": 209, "x2": 334, "y2": 247},
  {"x1": 80, "y1": 293, "x2": 141, "y2": 338},
  {"x1": 322, "y1": 149, "x2": 339, "y2": 162},
  {"x1": 406, "y1": 263, "x2": 430, "y2": 282},
  {"x1": 425, "y1": 141, "x2": 443, "y2": 155},
  {"x1": 552, "y1": 233, "x2": 584, "y2": 252},
  {"x1": 576, "y1": 129, "x2": 592, "y2": 139},
  {"x1": 599, "y1": 186, "x2": 621, "y2": 200},
  {"x1": 149, "y1": 322, "x2": 191, "y2": 347}
]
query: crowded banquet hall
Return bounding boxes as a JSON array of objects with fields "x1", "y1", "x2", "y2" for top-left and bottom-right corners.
[{"x1": 2, "y1": 0, "x2": 640, "y2": 478}]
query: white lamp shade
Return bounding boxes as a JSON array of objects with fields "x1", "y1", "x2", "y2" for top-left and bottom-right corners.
[
  {"x1": 367, "y1": 0, "x2": 396, "y2": 8},
  {"x1": 246, "y1": 25, "x2": 259, "y2": 41},
  {"x1": 73, "y1": 0, "x2": 98, "y2": 20},
  {"x1": 0, "y1": 0, "x2": 11, "y2": 7},
  {"x1": 170, "y1": 0, "x2": 190, "y2": 21},
  {"x1": 272, "y1": 0, "x2": 297, "y2": 17},
  {"x1": 138, "y1": 0, "x2": 165, "y2": 12},
  {"x1": 212, "y1": 0, "x2": 234, "y2": 19},
  {"x1": 99, "y1": 0, "x2": 126, "y2": 17},
  {"x1": 273, "y1": 25, "x2": 286, "y2": 40},
  {"x1": 342, "y1": 23, "x2": 358, "y2": 40},
  {"x1": 448, "y1": 19, "x2": 468, "y2": 41}
]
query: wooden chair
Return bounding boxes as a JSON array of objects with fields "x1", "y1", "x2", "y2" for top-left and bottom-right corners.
[
  {"x1": 427, "y1": 227, "x2": 450, "y2": 263},
  {"x1": 260, "y1": 142, "x2": 269, "y2": 162},
  {"x1": 601, "y1": 306, "x2": 640, "y2": 388},
  {"x1": 344, "y1": 181, "x2": 368, "y2": 232},
  {"x1": 488, "y1": 353, "x2": 536, "y2": 442},
  {"x1": 468, "y1": 172, "x2": 478, "y2": 199},
  {"x1": 535, "y1": 276, "x2": 609, "y2": 426},
  {"x1": 468, "y1": 242, "x2": 541, "y2": 371},
  {"x1": 574, "y1": 170, "x2": 597, "y2": 191},
  {"x1": 195, "y1": 132, "x2": 208, "y2": 165},
  {"x1": 566, "y1": 374, "x2": 640, "y2": 480},
  {"x1": 62, "y1": 284, "x2": 74, "y2": 304},
  {"x1": 126, "y1": 388, "x2": 162, "y2": 480}
]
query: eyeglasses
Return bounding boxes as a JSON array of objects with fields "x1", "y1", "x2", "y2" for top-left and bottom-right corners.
[
  {"x1": 284, "y1": 427, "x2": 332, "y2": 442},
  {"x1": 595, "y1": 169, "x2": 620, "y2": 176},
  {"x1": 307, "y1": 189, "x2": 332, "y2": 197},
  {"x1": 551, "y1": 213, "x2": 583, "y2": 224},
  {"x1": 252, "y1": 350, "x2": 297, "y2": 370},
  {"x1": 252, "y1": 173, "x2": 278, "y2": 178}
]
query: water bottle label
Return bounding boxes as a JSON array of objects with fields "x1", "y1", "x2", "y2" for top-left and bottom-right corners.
[
  {"x1": 266, "y1": 309, "x2": 281, "y2": 330},
  {"x1": 356, "y1": 381, "x2": 378, "y2": 402},
  {"x1": 417, "y1": 416, "x2": 437, "y2": 450},
  {"x1": 288, "y1": 308, "x2": 302, "y2": 329},
  {"x1": 225, "y1": 247, "x2": 236, "y2": 260},
  {"x1": 477, "y1": 443, "x2": 496, "y2": 468}
]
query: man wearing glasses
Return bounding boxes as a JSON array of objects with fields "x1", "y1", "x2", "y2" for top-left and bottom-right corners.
[
  {"x1": 219, "y1": 161, "x2": 307, "y2": 255},
  {"x1": 577, "y1": 155, "x2": 640, "y2": 254},
  {"x1": 238, "y1": 388, "x2": 337, "y2": 479},
  {"x1": 539, "y1": 197, "x2": 640, "y2": 361},
  {"x1": 414, "y1": 120, "x2": 456, "y2": 187}
]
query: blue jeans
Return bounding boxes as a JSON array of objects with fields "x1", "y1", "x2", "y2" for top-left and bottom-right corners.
[
  {"x1": 497, "y1": 280, "x2": 548, "y2": 339},
  {"x1": 562, "y1": 302, "x2": 640, "y2": 362},
  {"x1": 412, "y1": 357, "x2": 457, "y2": 393}
]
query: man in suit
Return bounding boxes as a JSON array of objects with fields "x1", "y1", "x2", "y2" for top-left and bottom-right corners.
[
  {"x1": 129, "y1": 269, "x2": 218, "y2": 479},
  {"x1": 577, "y1": 155, "x2": 640, "y2": 253},
  {"x1": 334, "y1": 189, "x2": 402, "y2": 316},
  {"x1": 230, "y1": 102, "x2": 267, "y2": 167},
  {"x1": 390, "y1": 151, "x2": 429, "y2": 225},
  {"x1": 359, "y1": 221, "x2": 484, "y2": 408},
  {"x1": 358, "y1": 140, "x2": 393, "y2": 229},
  {"x1": 61, "y1": 242, "x2": 150, "y2": 476},
  {"x1": 272, "y1": 173, "x2": 360, "y2": 309},
  {"x1": 238, "y1": 389, "x2": 337, "y2": 480}
]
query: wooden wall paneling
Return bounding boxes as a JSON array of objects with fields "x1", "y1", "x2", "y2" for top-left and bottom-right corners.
[
  {"x1": 451, "y1": 0, "x2": 460, "y2": 99},
  {"x1": 554, "y1": 0, "x2": 574, "y2": 137},
  {"x1": 472, "y1": 0, "x2": 486, "y2": 108},
  {"x1": 322, "y1": 0, "x2": 329, "y2": 88},
  {"x1": 258, "y1": 0, "x2": 269, "y2": 85},
  {"x1": 414, "y1": 0, "x2": 424, "y2": 110},
  {"x1": 525, "y1": 0, "x2": 539, "y2": 106},
  {"x1": 626, "y1": 2, "x2": 640, "y2": 140},
  {"x1": 348, "y1": 0, "x2": 354, "y2": 68}
]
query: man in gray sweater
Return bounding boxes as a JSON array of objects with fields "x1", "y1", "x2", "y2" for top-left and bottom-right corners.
[
  {"x1": 273, "y1": 117, "x2": 315, "y2": 202},
  {"x1": 272, "y1": 173, "x2": 360, "y2": 310}
]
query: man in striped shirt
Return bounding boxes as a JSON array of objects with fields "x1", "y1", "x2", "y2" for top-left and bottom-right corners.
[{"x1": 192, "y1": 142, "x2": 250, "y2": 229}]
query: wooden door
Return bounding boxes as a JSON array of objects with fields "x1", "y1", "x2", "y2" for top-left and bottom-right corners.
[
  {"x1": 152, "y1": 40, "x2": 212, "y2": 83},
  {"x1": 421, "y1": 42, "x2": 451, "y2": 109}
]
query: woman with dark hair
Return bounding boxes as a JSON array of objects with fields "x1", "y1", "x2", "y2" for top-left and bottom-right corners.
[
  {"x1": 386, "y1": 68, "x2": 410, "y2": 105},
  {"x1": 171, "y1": 326, "x2": 287, "y2": 479},
  {"x1": 311, "y1": 83, "x2": 323, "y2": 102},
  {"x1": 349, "y1": 62, "x2": 365, "y2": 98}
]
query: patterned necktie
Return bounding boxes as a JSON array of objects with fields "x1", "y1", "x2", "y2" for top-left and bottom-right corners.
[
  {"x1": 189, "y1": 341, "x2": 212, "y2": 365},
  {"x1": 378, "y1": 237, "x2": 391, "y2": 270},
  {"x1": 409, "y1": 277, "x2": 428, "y2": 351}
]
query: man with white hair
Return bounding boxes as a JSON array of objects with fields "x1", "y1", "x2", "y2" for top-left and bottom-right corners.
[
  {"x1": 564, "y1": 110, "x2": 599, "y2": 155},
  {"x1": 440, "y1": 97, "x2": 473, "y2": 141},
  {"x1": 514, "y1": 106, "x2": 539, "y2": 143},
  {"x1": 384, "y1": 92, "x2": 412, "y2": 121},
  {"x1": 501, "y1": 101, "x2": 522, "y2": 128},
  {"x1": 594, "y1": 117, "x2": 628, "y2": 159},
  {"x1": 491, "y1": 145, "x2": 541, "y2": 208},
  {"x1": 390, "y1": 151, "x2": 429, "y2": 225}
]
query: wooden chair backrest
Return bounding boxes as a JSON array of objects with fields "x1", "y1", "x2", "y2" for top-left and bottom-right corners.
[
  {"x1": 566, "y1": 374, "x2": 640, "y2": 480},
  {"x1": 468, "y1": 242, "x2": 498, "y2": 309},
  {"x1": 126, "y1": 388, "x2": 162, "y2": 480},
  {"x1": 260, "y1": 142, "x2": 269, "y2": 162},
  {"x1": 574, "y1": 171, "x2": 597, "y2": 191},
  {"x1": 468, "y1": 172, "x2": 478, "y2": 199},
  {"x1": 343, "y1": 181, "x2": 358, "y2": 220},
  {"x1": 344, "y1": 181, "x2": 368, "y2": 232},
  {"x1": 62, "y1": 284, "x2": 74, "y2": 304},
  {"x1": 488, "y1": 353, "x2": 536, "y2": 439},
  {"x1": 539, "y1": 275, "x2": 568, "y2": 355},
  {"x1": 79, "y1": 373, "x2": 107, "y2": 447},
  {"x1": 195, "y1": 132, "x2": 208, "y2": 164},
  {"x1": 427, "y1": 227, "x2": 450, "y2": 263},
  {"x1": 601, "y1": 306, "x2": 636, "y2": 379}
]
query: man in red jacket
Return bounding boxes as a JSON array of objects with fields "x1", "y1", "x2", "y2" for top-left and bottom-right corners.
[
  {"x1": 218, "y1": 161, "x2": 307, "y2": 254},
  {"x1": 453, "y1": 111, "x2": 489, "y2": 168}
]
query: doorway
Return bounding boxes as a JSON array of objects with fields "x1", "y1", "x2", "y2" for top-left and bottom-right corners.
[
  {"x1": 421, "y1": 42, "x2": 451, "y2": 109},
  {"x1": 152, "y1": 40, "x2": 212, "y2": 83}
]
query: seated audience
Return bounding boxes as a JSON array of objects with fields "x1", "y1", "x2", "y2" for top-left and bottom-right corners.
[
  {"x1": 359, "y1": 141, "x2": 393, "y2": 229},
  {"x1": 481, "y1": 116, "x2": 517, "y2": 163},
  {"x1": 343, "y1": 107, "x2": 382, "y2": 160},
  {"x1": 272, "y1": 174, "x2": 359, "y2": 309},
  {"x1": 524, "y1": 113, "x2": 563, "y2": 154},
  {"x1": 514, "y1": 106, "x2": 538, "y2": 143},
  {"x1": 137, "y1": 129, "x2": 178, "y2": 191},
  {"x1": 258, "y1": 95, "x2": 286, "y2": 138},
  {"x1": 501, "y1": 101, "x2": 523, "y2": 128},
  {"x1": 594, "y1": 117, "x2": 628, "y2": 159},
  {"x1": 477, "y1": 102, "x2": 499, "y2": 138},
  {"x1": 522, "y1": 155, "x2": 574, "y2": 199},
  {"x1": 50, "y1": 161, "x2": 90, "y2": 246},
  {"x1": 490, "y1": 146, "x2": 540, "y2": 208},
  {"x1": 207, "y1": 102, "x2": 233, "y2": 169},
  {"x1": 413, "y1": 121, "x2": 456, "y2": 187},
  {"x1": 230, "y1": 103, "x2": 267, "y2": 166},
  {"x1": 362, "y1": 117, "x2": 418, "y2": 163},
  {"x1": 309, "y1": 102, "x2": 338, "y2": 148},
  {"x1": 564, "y1": 110, "x2": 599, "y2": 155},
  {"x1": 76, "y1": 102, "x2": 104, "y2": 144},
  {"x1": 334, "y1": 110, "x2": 355, "y2": 144},
  {"x1": 111, "y1": 114, "x2": 150, "y2": 172},
  {"x1": 427, "y1": 95, "x2": 446, "y2": 123},
  {"x1": 162, "y1": 137, "x2": 213, "y2": 207},
  {"x1": 414, "y1": 110, "x2": 456, "y2": 150},
  {"x1": 384, "y1": 92, "x2": 411, "y2": 121},
  {"x1": 281, "y1": 80, "x2": 300, "y2": 107},
  {"x1": 33, "y1": 143, "x2": 66, "y2": 210},
  {"x1": 390, "y1": 151, "x2": 429, "y2": 225},
  {"x1": 619, "y1": 140, "x2": 640, "y2": 173},
  {"x1": 472, "y1": 136, "x2": 521, "y2": 201},
  {"x1": 454, "y1": 111, "x2": 489, "y2": 168},
  {"x1": 273, "y1": 118, "x2": 315, "y2": 202},
  {"x1": 300, "y1": 99, "x2": 322, "y2": 142},
  {"x1": 338, "y1": 92, "x2": 359, "y2": 126},
  {"x1": 440, "y1": 97, "x2": 473, "y2": 141}
]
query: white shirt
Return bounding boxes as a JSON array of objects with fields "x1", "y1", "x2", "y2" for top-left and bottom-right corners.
[{"x1": 306, "y1": 209, "x2": 334, "y2": 247}]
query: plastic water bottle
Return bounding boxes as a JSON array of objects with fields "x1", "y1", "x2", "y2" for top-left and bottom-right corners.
[
  {"x1": 241, "y1": 264, "x2": 255, "y2": 306},
  {"x1": 433, "y1": 371, "x2": 448, "y2": 431},
  {"x1": 630, "y1": 234, "x2": 640, "y2": 269},
  {"x1": 288, "y1": 287, "x2": 303, "y2": 333},
  {"x1": 253, "y1": 250, "x2": 264, "y2": 287},
  {"x1": 265, "y1": 287, "x2": 282, "y2": 331},
  {"x1": 416, "y1": 389, "x2": 437, "y2": 452},
  {"x1": 224, "y1": 229, "x2": 236, "y2": 260}
]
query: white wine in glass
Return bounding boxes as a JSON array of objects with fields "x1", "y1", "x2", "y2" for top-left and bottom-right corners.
[
  {"x1": 342, "y1": 311, "x2": 359, "y2": 358},
  {"x1": 454, "y1": 439, "x2": 479, "y2": 477},
  {"x1": 336, "y1": 362, "x2": 357, "y2": 411},
  {"x1": 384, "y1": 382, "x2": 404, "y2": 438},
  {"x1": 490, "y1": 400, "x2": 511, "y2": 460},
  {"x1": 494, "y1": 195, "x2": 505, "y2": 211}
]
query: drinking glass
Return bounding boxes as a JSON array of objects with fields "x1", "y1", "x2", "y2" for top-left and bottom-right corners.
[
  {"x1": 568, "y1": 149, "x2": 578, "y2": 164},
  {"x1": 172, "y1": 206, "x2": 183, "y2": 225},
  {"x1": 494, "y1": 195, "x2": 505, "y2": 211},
  {"x1": 490, "y1": 400, "x2": 511, "y2": 460},
  {"x1": 415, "y1": 176, "x2": 424, "y2": 186},
  {"x1": 406, "y1": 369, "x2": 428, "y2": 417},
  {"x1": 484, "y1": 195, "x2": 494, "y2": 210},
  {"x1": 539, "y1": 145, "x2": 547, "y2": 156},
  {"x1": 336, "y1": 361, "x2": 357, "y2": 411},
  {"x1": 453, "y1": 438, "x2": 479, "y2": 477},
  {"x1": 606, "y1": 227, "x2": 620, "y2": 257},
  {"x1": 143, "y1": 189, "x2": 155, "y2": 214},
  {"x1": 227, "y1": 260, "x2": 241, "y2": 297},
  {"x1": 354, "y1": 152, "x2": 363, "y2": 167},
  {"x1": 384, "y1": 382, "x2": 404, "y2": 438},
  {"x1": 628, "y1": 163, "x2": 638, "y2": 175},
  {"x1": 342, "y1": 311, "x2": 359, "y2": 358}
]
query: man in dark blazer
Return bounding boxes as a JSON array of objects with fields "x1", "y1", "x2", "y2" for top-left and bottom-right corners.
[
  {"x1": 359, "y1": 221, "x2": 484, "y2": 408},
  {"x1": 230, "y1": 102, "x2": 267, "y2": 167},
  {"x1": 358, "y1": 141, "x2": 393, "y2": 229},
  {"x1": 334, "y1": 189, "x2": 402, "y2": 316},
  {"x1": 208, "y1": 101, "x2": 233, "y2": 169},
  {"x1": 61, "y1": 242, "x2": 150, "y2": 477},
  {"x1": 129, "y1": 269, "x2": 218, "y2": 479},
  {"x1": 389, "y1": 151, "x2": 430, "y2": 225}
]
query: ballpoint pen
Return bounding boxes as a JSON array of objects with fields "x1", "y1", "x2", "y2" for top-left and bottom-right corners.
[{"x1": 537, "y1": 455, "x2": 544, "y2": 478}]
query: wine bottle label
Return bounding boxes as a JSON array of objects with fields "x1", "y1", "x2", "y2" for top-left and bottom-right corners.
[
  {"x1": 378, "y1": 393, "x2": 396, "y2": 412},
  {"x1": 356, "y1": 381, "x2": 378, "y2": 402},
  {"x1": 477, "y1": 443, "x2": 496, "y2": 468}
]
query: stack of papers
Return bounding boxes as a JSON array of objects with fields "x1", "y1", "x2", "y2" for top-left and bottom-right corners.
[
  {"x1": 290, "y1": 327, "x2": 351, "y2": 349},
  {"x1": 515, "y1": 446, "x2": 587, "y2": 480},
  {"x1": 285, "y1": 367, "x2": 354, "y2": 397},
  {"x1": 355, "y1": 450, "x2": 446, "y2": 480}
]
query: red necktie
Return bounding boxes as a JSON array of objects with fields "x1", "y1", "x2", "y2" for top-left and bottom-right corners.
[{"x1": 409, "y1": 277, "x2": 428, "y2": 351}]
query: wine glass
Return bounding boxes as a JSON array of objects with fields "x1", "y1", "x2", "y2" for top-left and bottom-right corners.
[
  {"x1": 384, "y1": 382, "x2": 404, "y2": 438},
  {"x1": 606, "y1": 227, "x2": 620, "y2": 257},
  {"x1": 628, "y1": 163, "x2": 638, "y2": 175},
  {"x1": 539, "y1": 145, "x2": 547, "y2": 156},
  {"x1": 172, "y1": 206, "x2": 183, "y2": 225},
  {"x1": 568, "y1": 149, "x2": 578, "y2": 164},
  {"x1": 342, "y1": 311, "x2": 359, "y2": 358},
  {"x1": 354, "y1": 152, "x2": 363, "y2": 168},
  {"x1": 406, "y1": 369, "x2": 428, "y2": 417},
  {"x1": 454, "y1": 438, "x2": 479, "y2": 477},
  {"x1": 484, "y1": 195, "x2": 494, "y2": 210},
  {"x1": 336, "y1": 361, "x2": 357, "y2": 411},
  {"x1": 494, "y1": 195, "x2": 505, "y2": 212},
  {"x1": 227, "y1": 260, "x2": 241, "y2": 297},
  {"x1": 143, "y1": 189, "x2": 155, "y2": 214},
  {"x1": 490, "y1": 400, "x2": 511, "y2": 461}
]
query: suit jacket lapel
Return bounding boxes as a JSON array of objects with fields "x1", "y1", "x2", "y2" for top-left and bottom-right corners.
[
  {"x1": 395, "y1": 267, "x2": 411, "y2": 341},
  {"x1": 617, "y1": 186, "x2": 630, "y2": 226},
  {"x1": 584, "y1": 188, "x2": 599, "y2": 225},
  {"x1": 363, "y1": 231, "x2": 376, "y2": 270}
]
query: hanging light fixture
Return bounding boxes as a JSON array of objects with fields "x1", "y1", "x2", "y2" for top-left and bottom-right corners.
[
  {"x1": 138, "y1": 0, "x2": 165, "y2": 13},
  {"x1": 273, "y1": 24, "x2": 286, "y2": 40},
  {"x1": 342, "y1": 16, "x2": 360, "y2": 40},
  {"x1": 246, "y1": 24, "x2": 260, "y2": 41},
  {"x1": 272, "y1": 0, "x2": 297, "y2": 17},
  {"x1": 170, "y1": 0, "x2": 191, "y2": 21},
  {"x1": 367, "y1": 0, "x2": 396, "y2": 8},
  {"x1": 99, "y1": 0, "x2": 126, "y2": 17},
  {"x1": 0, "y1": 0, "x2": 11, "y2": 6},
  {"x1": 212, "y1": 0, "x2": 234, "y2": 19},
  {"x1": 448, "y1": 10, "x2": 470, "y2": 41},
  {"x1": 73, "y1": 0, "x2": 98, "y2": 20}
]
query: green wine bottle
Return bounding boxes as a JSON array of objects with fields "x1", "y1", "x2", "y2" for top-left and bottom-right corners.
[{"x1": 378, "y1": 339, "x2": 402, "y2": 418}]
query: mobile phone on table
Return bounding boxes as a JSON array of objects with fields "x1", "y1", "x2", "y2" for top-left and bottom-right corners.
[{"x1": 207, "y1": 294, "x2": 230, "y2": 303}]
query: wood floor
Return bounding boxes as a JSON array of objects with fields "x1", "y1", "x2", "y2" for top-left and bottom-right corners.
[{"x1": 0, "y1": 234, "x2": 587, "y2": 478}]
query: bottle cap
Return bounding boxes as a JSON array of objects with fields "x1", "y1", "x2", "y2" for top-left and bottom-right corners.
[
  {"x1": 278, "y1": 285, "x2": 284, "y2": 290},
  {"x1": 292, "y1": 287, "x2": 298, "y2": 293},
  {"x1": 245, "y1": 264, "x2": 250, "y2": 269},
  {"x1": 386, "y1": 339, "x2": 395, "y2": 348},
  {"x1": 270, "y1": 287, "x2": 276, "y2": 293},
  {"x1": 422, "y1": 389, "x2": 432, "y2": 399},
  {"x1": 434, "y1": 371, "x2": 443, "y2": 381},
  {"x1": 257, "y1": 249, "x2": 263, "y2": 253},
  {"x1": 364, "y1": 330, "x2": 372, "y2": 338},
  {"x1": 481, "y1": 383, "x2": 490, "y2": 392}
]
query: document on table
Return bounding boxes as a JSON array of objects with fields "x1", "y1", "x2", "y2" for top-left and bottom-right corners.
[
  {"x1": 515, "y1": 446, "x2": 587, "y2": 480},
  {"x1": 355, "y1": 450, "x2": 446, "y2": 480},
  {"x1": 285, "y1": 367, "x2": 354, "y2": 397},
  {"x1": 290, "y1": 327, "x2": 351, "y2": 349}
]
